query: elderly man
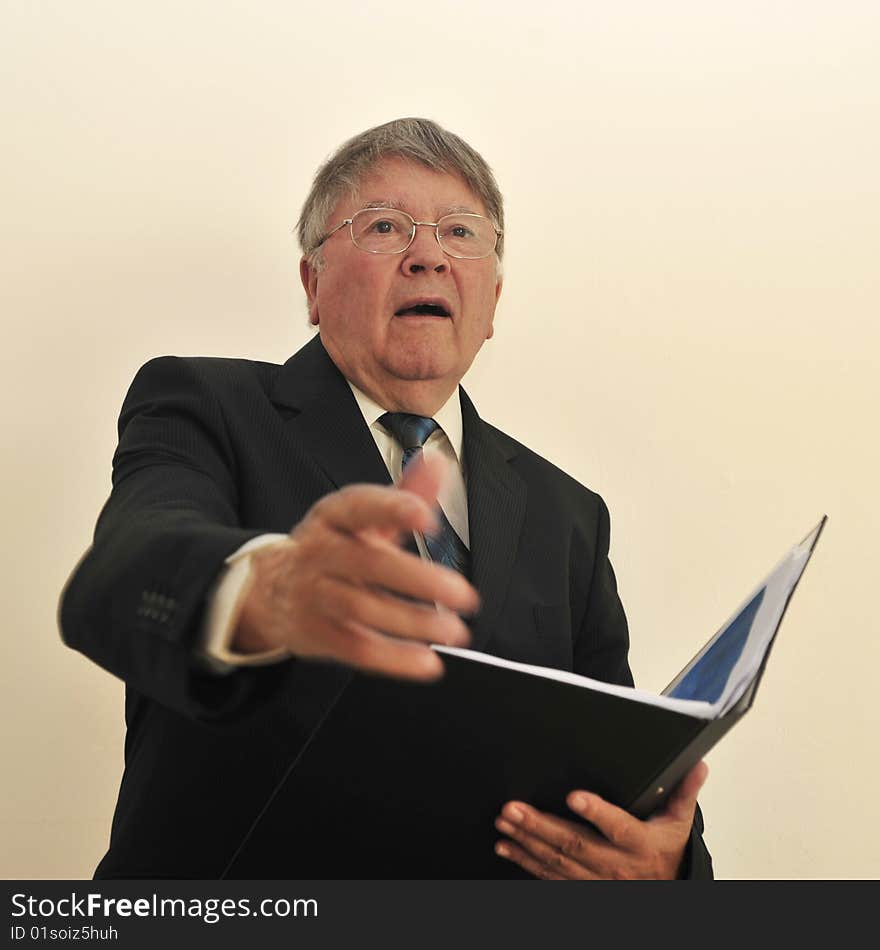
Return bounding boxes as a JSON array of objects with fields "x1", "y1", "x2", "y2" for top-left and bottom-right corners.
[{"x1": 60, "y1": 117, "x2": 711, "y2": 880}]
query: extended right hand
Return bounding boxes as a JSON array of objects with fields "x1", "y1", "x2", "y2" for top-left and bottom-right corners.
[{"x1": 232, "y1": 455, "x2": 479, "y2": 680}]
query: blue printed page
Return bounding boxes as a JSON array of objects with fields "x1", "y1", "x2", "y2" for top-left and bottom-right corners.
[
  {"x1": 667, "y1": 588, "x2": 766, "y2": 703},
  {"x1": 661, "y1": 525, "x2": 819, "y2": 716}
]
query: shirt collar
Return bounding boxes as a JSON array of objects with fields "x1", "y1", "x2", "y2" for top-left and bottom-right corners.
[{"x1": 347, "y1": 381, "x2": 464, "y2": 465}]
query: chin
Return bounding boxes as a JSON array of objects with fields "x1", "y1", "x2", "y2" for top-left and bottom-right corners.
[
  {"x1": 382, "y1": 344, "x2": 455, "y2": 382},
  {"x1": 383, "y1": 359, "x2": 448, "y2": 382}
]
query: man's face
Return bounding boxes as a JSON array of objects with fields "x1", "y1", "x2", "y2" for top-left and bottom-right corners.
[{"x1": 300, "y1": 157, "x2": 502, "y2": 410}]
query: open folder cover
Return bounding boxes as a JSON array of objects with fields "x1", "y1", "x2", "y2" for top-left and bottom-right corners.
[{"x1": 224, "y1": 517, "x2": 826, "y2": 879}]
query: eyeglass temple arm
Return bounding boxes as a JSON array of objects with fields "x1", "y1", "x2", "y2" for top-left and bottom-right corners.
[{"x1": 314, "y1": 219, "x2": 353, "y2": 250}]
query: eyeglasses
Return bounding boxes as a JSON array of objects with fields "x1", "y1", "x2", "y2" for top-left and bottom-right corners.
[{"x1": 315, "y1": 207, "x2": 502, "y2": 260}]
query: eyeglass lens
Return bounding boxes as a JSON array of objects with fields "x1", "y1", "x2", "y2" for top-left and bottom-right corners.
[{"x1": 350, "y1": 209, "x2": 496, "y2": 259}]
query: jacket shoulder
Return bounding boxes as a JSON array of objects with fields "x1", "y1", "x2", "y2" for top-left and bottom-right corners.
[{"x1": 130, "y1": 354, "x2": 284, "y2": 394}]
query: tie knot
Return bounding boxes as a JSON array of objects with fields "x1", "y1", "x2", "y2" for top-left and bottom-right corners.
[{"x1": 380, "y1": 413, "x2": 439, "y2": 451}]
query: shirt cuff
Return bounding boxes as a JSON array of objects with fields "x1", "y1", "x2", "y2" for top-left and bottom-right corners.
[{"x1": 198, "y1": 533, "x2": 290, "y2": 674}]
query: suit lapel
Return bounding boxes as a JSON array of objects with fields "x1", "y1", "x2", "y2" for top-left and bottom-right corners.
[
  {"x1": 460, "y1": 389, "x2": 527, "y2": 651},
  {"x1": 269, "y1": 335, "x2": 392, "y2": 490}
]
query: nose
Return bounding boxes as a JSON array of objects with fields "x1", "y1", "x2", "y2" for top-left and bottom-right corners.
[{"x1": 400, "y1": 223, "x2": 449, "y2": 276}]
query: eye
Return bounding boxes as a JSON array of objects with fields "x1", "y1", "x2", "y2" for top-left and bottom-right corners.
[
  {"x1": 369, "y1": 218, "x2": 398, "y2": 234},
  {"x1": 440, "y1": 217, "x2": 479, "y2": 242},
  {"x1": 450, "y1": 224, "x2": 475, "y2": 239}
]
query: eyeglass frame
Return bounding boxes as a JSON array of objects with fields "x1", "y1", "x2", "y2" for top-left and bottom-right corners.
[{"x1": 313, "y1": 207, "x2": 503, "y2": 260}]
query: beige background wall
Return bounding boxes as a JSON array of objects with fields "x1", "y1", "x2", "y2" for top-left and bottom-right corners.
[{"x1": 2, "y1": 1, "x2": 877, "y2": 879}]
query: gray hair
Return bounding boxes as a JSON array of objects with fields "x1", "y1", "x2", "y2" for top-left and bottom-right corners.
[{"x1": 297, "y1": 117, "x2": 504, "y2": 272}]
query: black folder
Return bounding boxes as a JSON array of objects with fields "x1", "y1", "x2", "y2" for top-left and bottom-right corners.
[{"x1": 223, "y1": 517, "x2": 825, "y2": 879}]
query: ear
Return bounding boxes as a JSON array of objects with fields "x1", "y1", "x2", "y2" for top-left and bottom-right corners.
[
  {"x1": 486, "y1": 277, "x2": 503, "y2": 340},
  {"x1": 300, "y1": 257, "x2": 320, "y2": 325}
]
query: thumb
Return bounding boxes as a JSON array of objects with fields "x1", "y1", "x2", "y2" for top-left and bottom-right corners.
[
  {"x1": 360, "y1": 453, "x2": 446, "y2": 547},
  {"x1": 399, "y1": 452, "x2": 446, "y2": 517},
  {"x1": 661, "y1": 761, "x2": 709, "y2": 825}
]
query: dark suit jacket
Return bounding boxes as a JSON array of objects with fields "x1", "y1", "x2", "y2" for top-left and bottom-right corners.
[{"x1": 59, "y1": 335, "x2": 712, "y2": 879}]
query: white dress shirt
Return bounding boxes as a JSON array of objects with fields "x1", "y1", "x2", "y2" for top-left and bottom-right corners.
[{"x1": 199, "y1": 380, "x2": 469, "y2": 669}]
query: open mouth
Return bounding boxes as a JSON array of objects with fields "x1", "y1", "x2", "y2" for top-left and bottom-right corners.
[{"x1": 394, "y1": 303, "x2": 451, "y2": 317}]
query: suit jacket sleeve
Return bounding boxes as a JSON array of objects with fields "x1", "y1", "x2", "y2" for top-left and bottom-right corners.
[
  {"x1": 573, "y1": 495, "x2": 714, "y2": 880},
  {"x1": 58, "y1": 356, "x2": 291, "y2": 721},
  {"x1": 573, "y1": 495, "x2": 634, "y2": 689}
]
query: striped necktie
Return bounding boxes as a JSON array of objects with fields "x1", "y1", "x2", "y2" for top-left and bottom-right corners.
[{"x1": 379, "y1": 412, "x2": 470, "y2": 579}]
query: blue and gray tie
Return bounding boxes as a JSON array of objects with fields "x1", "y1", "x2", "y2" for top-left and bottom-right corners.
[{"x1": 379, "y1": 412, "x2": 470, "y2": 579}]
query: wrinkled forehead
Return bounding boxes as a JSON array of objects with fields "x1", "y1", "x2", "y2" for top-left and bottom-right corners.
[{"x1": 342, "y1": 156, "x2": 488, "y2": 219}]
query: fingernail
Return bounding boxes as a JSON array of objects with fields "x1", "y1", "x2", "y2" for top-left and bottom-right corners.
[
  {"x1": 495, "y1": 842, "x2": 510, "y2": 857},
  {"x1": 571, "y1": 793, "x2": 589, "y2": 811},
  {"x1": 506, "y1": 805, "x2": 524, "y2": 823}
]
